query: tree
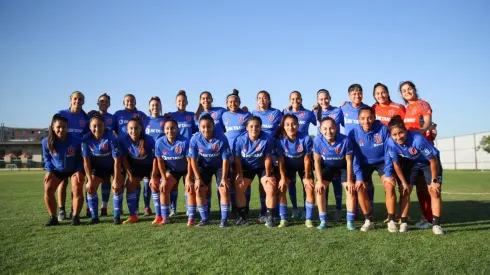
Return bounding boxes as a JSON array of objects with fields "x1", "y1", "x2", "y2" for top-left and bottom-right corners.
[{"x1": 477, "y1": 136, "x2": 490, "y2": 154}]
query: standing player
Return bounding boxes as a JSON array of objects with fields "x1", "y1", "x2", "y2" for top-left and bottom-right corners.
[
  {"x1": 275, "y1": 114, "x2": 314, "y2": 228},
  {"x1": 386, "y1": 116, "x2": 444, "y2": 235},
  {"x1": 119, "y1": 117, "x2": 159, "y2": 224},
  {"x1": 283, "y1": 91, "x2": 316, "y2": 219},
  {"x1": 252, "y1": 90, "x2": 283, "y2": 222},
  {"x1": 399, "y1": 81, "x2": 436, "y2": 229},
  {"x1": 154, "y1": 119, "x2": 193, "y2": 225},
  {"x1": 234, "y1": 116, "x2": 277, "y2": 228},
  {"x1": 43, "y1": 114, "x2": 85, "y2": 226},
  {"x1": 349, "y1": 107, "x2": 397, "y2": 232},
  {"x1": 188, "y1": 114, "x2": 232, "y2": 227},
  {"x1": 82, "y1": 114, "x2": 124, "y2": 224},
  {"x1": 56, "y1": 91, "x2": 89, "y2": 221}
]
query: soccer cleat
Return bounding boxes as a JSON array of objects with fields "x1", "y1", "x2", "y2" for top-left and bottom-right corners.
[
  {"x1": 317, "y1": 221, "x2": 327, "y2": 230},
  {"x1": 45, "y1": 216, "x2": 59, "y2": 227},
  {"x1": 89, "y1": 218, "x2": 100, "y2": 225},
  {"x1": 113, "y1": 217, "x2": 122, "y2": 225},
  {"x1": 158, "y1": 218, "x2": 169, "y2": 226},
  {"x1": 399, "y1": 223, "x2": 409, "y2": 233},
  {"x1": 187, "y1": 218, "x2": 195, "y2": 227},
  {"x1": 100, "y1": 208, "x2": 108, "y2": 217},
  {"x1": 360, "y1": 220, "x2": 375, "y2": 232},
  {"x1": 71, "y1": 216, "x2": 81, "y2": 226},
  {"x1": 265, "y1": 216, "x2": 275, "y2": 228},
  {"x1": 58, "y1": 209, "x2": 66, "y2": 222},
  {"x1": 169, "y1": 209, "x2": 176, "y2": 217},
  {"x1": 122, "y1": 216, "x2": 139, "y2": 224},
  {"x1": 291, "y1": 209, "x2": 299, "y2": 219},
  {"x1": 86, "y1": 208, "x2": 92, "y2": 218},
  {"x1": 335, "y1": 210, "x2": 342, "y2": 221},
  {"x1": 69, "y1": 209, "x2": 73, "y2": 219},
  {"x1": 346, "y1": 221, "x2": 356, "y2": 231},
  {"x1": 305, "y1": 220, "x2": 314, "y2": 228},
  {"x1": 235, "y1": 217, "x2": 249, "y2": 226},
  {"x1": 256, "y1": 215, "x2": 267, "y2": 225},
  {"x1": 197, "y1": 220, "x2": 209, "y2": 227},
  {"x1": 219, "y1": 220, "x2": 229, "y2": 228},
  {"x1": 144, "y1": 207, "x2": 153, "y2": 217},
  {"x1": 432, "y1": 225, "x2": 445, "y2": 235},
  {"x1": 415, "y1": 218, "x2": 433, "y2": 229},
  {"x1": 278, "y1": 220, "x2": 289, "y2": 228},
  {"x1": 387, "y1": 220, "x2": 398, "y2": 233},
  {"x1": 152, "y1": 216, "x2": 163, "y2": 226}
]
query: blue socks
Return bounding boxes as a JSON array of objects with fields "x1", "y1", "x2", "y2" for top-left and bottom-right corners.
[
  {"x1": 279, "y1": 204, "x2": 287, "y2": 220},
  {"x1": 220, "y1": 204, "x2": 229, "y2": 222},
  {"x1": 161, "y1": 204, "x2": 170, "y2": 219},
  {"x1": 152, "y1": 192, "x2": 161, "y2": 217},
  {"x1": 126, "y1": 191, "x2": 138, "y2": 216},
  {"x1": 87, "y1": 193, "x2": 99, "y2": 219},
  {"x1": 305, "y1": 201, "x2": 314, "y2": 220},
  {"x1": 187, "y1": 205, "x2": 196, "y2": 219},
  {"x1": 143, "y1": 177, "x2": 150, "y2": 209},
  {"x1": 170, "y1": 190, "x2": 178, "y2": 212},
  {"x1": 113, "y1": 193, "x2": 123, "y2": 218},
  {"x1": 198, "y1": 205, "x2": 209, "y2": 221}
]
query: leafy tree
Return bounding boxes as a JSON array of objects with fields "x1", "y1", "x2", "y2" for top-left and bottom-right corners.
[{"x1": 477, "y1": 136, "x2": 490, "y2": 154}]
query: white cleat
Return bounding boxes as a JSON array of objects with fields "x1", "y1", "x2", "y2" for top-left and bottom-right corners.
[
  {"x1": 432, "y1": 225, "x2": 445, "y2": 235},
  {"x1": 399, "y1": 223, "x2": 409, "y2": 233},
  {"x1": 415, "y1": 218, "x2": 433, "y2": 229},
  {"x1": 58, "y1": 210, "x2": 66, "y2": 222},
  {"x1": 360, "y1": 220, "x2": 375, "y2": 232},
  {"x1": 387, "y1": 220, "x2": 398, "y2": 233}
]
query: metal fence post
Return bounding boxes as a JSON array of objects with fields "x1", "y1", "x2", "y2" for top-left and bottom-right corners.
[{"x1": 453, "y1": 136, "x2": 457, "y2": 170}]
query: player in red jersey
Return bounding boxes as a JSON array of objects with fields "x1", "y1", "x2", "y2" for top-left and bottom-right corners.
[
  {"x1": 399, "y1": 81, "x2": 436, "y2": 229},
  {"x1": 372, "y1": 83, "x2": 406, "y2": 125}
]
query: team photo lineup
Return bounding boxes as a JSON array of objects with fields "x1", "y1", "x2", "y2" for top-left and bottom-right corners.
[{"x1": 43, "y1": 81, "x2": 444, "y2": 234}]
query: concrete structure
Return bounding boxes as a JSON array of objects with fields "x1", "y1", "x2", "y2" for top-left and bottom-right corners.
[
  {"x1": 434, "y1": 131, "x2": 490, "y2": 170},
  {"x1": 0, "y1": 123, "x2": 49, "y2": 142}
]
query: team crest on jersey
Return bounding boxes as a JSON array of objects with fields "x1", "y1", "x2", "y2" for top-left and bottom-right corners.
[
  {"x1": 345, "y1": 112, "x2": 349, "y2": 117},
  {"x1": 52, "y1": 149, "x2": 57, "y2": 156},
  {"x1": 162, "y1": 149, "x2": 167, "y2": 155},
  {"x1": 255, "y1": 143, "x2": 262, "y2": 150},
  {"x1": 211, "y1": 112, "x2": 218, "y2": 119},
  {"x1": 212, "y1": 143, "x2": 220, "y2": 152},
  {"x1": 89, "y1": 144, "x2": 95, "y2": 151},
  {"x1": 133, "y1": 113, "x2": 139, "y2": 118},
  {"x1": 175, "y1": 145, "x2": 182, "y2": 154},
  {"x1": 335, "y1": 147, "x2": 341, "y2": 155},
  {"x1": 374, "y1": 135, "x2": 382, "y2": 144},
  {"x1": 268, "y1": 114, "x2": 274, "y2": 121},
  {"x1": 408, "y1": 147, "x2": 418, "y2": 155},
  {"x1": 322, "y1": 148, "x2": 327, "y2": 153},
  {"x1": 243, "y1": 146, "x2": 248, "y2": 151},
  {"x1": 410, "y1": 108, "x2": 417, "y2": 115},
  {"x1": 238, "y1": 116, "x2": 245, "y2": 123},
  {"x1": 224, "y1": 120, "x2": 229, "y2": 125},
  {"x1": 388, "y1": 109, "x2": 395, "y2": 117},
  {"x1": 296, "y1": 143, "x2": 303, "y2": 152},
  {"x1": 67, "y1": 146, "x2": 75, "y2": 156},
  {"x1": 101, "y1": 142, "x2": 109, "y2": 151},
  {"x1": 199, "y1": 146, "x2": 203, "y2": 152},
  {"x1": 299, "y1": 112, "x2": 305, "y2": 118},
  {"x1": 160, "y1": 121, "x2": 165, "y2": 127},
  {"x1": 106, "y1": 118, "x2": 112, "y2": 125},
  {"x1": 359, "y1": 139, "x2": 364, "y2": 146},
  {"x1": 186, "y1": 115, "x2": 192, "y2": 121},
  {"x1": 79, "y1": 120, "x2": 85, "y2": 127}
]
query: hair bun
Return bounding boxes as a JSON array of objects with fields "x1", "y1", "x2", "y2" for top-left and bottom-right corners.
[
  {"x1": 232, "y1": 89, "x2": 239, "y2": 95},
  {"x1": 178, "y1": 90, "x2": 186, "y2": 96}
]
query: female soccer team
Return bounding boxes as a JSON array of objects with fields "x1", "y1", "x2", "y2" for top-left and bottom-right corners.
[{"x1": 42, "y1": 81, "x2": 444, "y2": 234}]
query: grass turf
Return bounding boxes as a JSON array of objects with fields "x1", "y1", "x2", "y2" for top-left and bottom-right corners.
[{"x1": 0, "y1": 170, "x2": 489, "y2": 274}]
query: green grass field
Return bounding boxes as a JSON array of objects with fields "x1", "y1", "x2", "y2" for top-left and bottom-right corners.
[{"x1": 1, "y1": 170, "x2": 489, "y2": 274}]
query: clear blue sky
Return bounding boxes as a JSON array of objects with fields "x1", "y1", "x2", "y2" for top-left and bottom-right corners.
[{"x1": 1, "y1": 0, "x2": 489, "y2": 138}]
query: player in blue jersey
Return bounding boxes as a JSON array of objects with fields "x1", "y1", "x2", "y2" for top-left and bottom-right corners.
[
  {"x1": 222, "y1": 89, "x2": 252, "y2": 216},
  {"x1": 82, "y1": 113, "x2": 124, "y2": 224},
  {"x1": 56, "y1": 91, "x2": 90, "y2": 221},
  {"x1": 234, "y1": 116, "x2": 277, "y2": 228},
  {"x1": 195, "y1": 91, "x2": 227, "y2": 135},
  {"x1": 349, "y1": 107, "x2": 397, "y2": 232},
  {"x1": 274, "y1": 114, "x2": 314, "y2": 228},
  {"x1": 113, "y1": 94, "x2": 147, "y2": 138},
  {"x1": 283, "y1": 91, "x2": 316, "y2": 220},
  {"x1": 386, "y1": 116, "x2": 444, "y2": 235},
  {"x1": 252, "y1": 90, "x2": 282, "y2": 222},
  {"x1": 188, "y1": 114, "x2": 232, "y2": 227},
  {"x1": 43, "y1": 114, "x2": 85, "y2": 226},
  {"x1": 154, "y1": 119, "x2": 194, "y2": 225},
  {"x1": 119, "y1": 117, "x2": 159, "y2": 224},
  {"x1": 313, "y1": 117, "x2": 373, "y2": 231},
  {"x1": 140, "y1": 96, "x2": 167, "y2": 216}
]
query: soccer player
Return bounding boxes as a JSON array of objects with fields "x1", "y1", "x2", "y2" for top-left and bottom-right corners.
[
  {"x1": 119, "y1": 117, "x2": 159, "y2": 224},
  {"x1": 113, "y1": 94, "x2": 147, "y2": 138},
  {"x1": 399, "y1": 81, "x2": 436, "y2": 229},
  {"x1": 222, "y1": 89, "x2": 251, "y2": 216},
  {"x1": 56, "y1": 91, "x2": 89, "y2": 221},
  {"x1": 82, "y1": 113, "x2": 124, "y2": 225},
  {"x1": 252, "y1": 90, "x2": 283, "y2": 223},
  {"x1": 154, "y1": 119, "x2": 193, "y2": 225},
  {"x1": 349, "y1": 107, "x2": 397, "y2": 232},
  {"x1": 314, "y1": 89, "x2": 345, "y2": 221},
  {"x1": 386, "y1": 116, "x2": 444, "y2": 235},
  {"x1": 234, "y1": 116, "x2": 277, "y2": 228},
  {"x1": 313, "y1": 117, "x2": 372, "y2": 231},
  {"x1": 372, "y1": 83, "x2": 406, "y2": 125},
  {"x1": 283, "y1": 91, "x2": 316, "y2": 219},
  {"x1": 275, "y1": 114, "x2": 314, "y2": 228},
  {"x1": 188, "y1": 114, "x2": 232, "y2": 227},
  {"x1": 43, "y1": 114, "x2": 85, "y2": 226}
]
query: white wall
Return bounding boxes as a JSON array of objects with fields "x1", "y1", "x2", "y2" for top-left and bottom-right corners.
[{"x1": 434, "y1": 131, "x2": 490, "y2": 170}]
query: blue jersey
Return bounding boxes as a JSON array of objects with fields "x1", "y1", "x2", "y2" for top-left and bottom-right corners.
[
  {"x1": 340, "y1": 102, "x2": 369, "y2": 135},
  {"x1": 113, "y1": 109, "x2": 147, "y2": 137},
  {"x1": 171, "y1": 111, "x2": 197, "y2": 140},
  {"x1": 119, "y1": 134, "x2": 155, "y2": 167},
  {"x1": 386, "y1": 131, "x2": 440, "y2": 164},
  {"x1": 275, "y1": 132, "x2": 313, "y2": 171},
  {"x1": 143, "y1": 116, "x2": 167, "y2": 141},
  {"x1": 81, "y1": 130, "x2": 121, "y2": 170},
  {"x1": 349, "y1": 121, "x2": 393, "y2": 179},
  {"x1": 316, "y1": 106, "x2": 344, "y2": 135},
  {"x1": 313, "y1": 133, "x2": 358, "y2": 173},
  {"x1": 101, "y1": 112, "x2": 116, "y2": 132},
  {"x1": 42, "y1": 135, "x2": 83, "y2": 173},
  {"x1": 188, "y1": 132, "x2": 231, "y2": 169},
  {"x1": 155, "y1": 135, "x2": 189, "y2": 173},
  {"x1": 57, "y1": 109, "x2": 89, "y2": 139},
  {"x1": 233, "y1": 132, "x2": 274, "y2": 170},
  {"x1": 222, "y1": 109, "x2": 251, "y2": 148},
  {"x1": 283, "y1": 107, "x2": 317, "y2": 134},
  {"x1": 196, "y1": 107, "x2": 227, "y2": 136},
  {"x1": 252, "y1": 108, "x2": 283, "y2": 136}
]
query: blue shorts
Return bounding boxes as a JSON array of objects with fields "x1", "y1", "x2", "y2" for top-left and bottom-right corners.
[
  {"x1": 401, "y1": 158, "x2": 443, "y2": 185},
  {"x1": 361, "y1": 162, "x2": 385, "y2": 184},
  {"x1": 321, "y1": 166, "x2": 348, "y2": 183},
  {"x1": 199, "y1": 167, "x2": 228, "y2": 187}
]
